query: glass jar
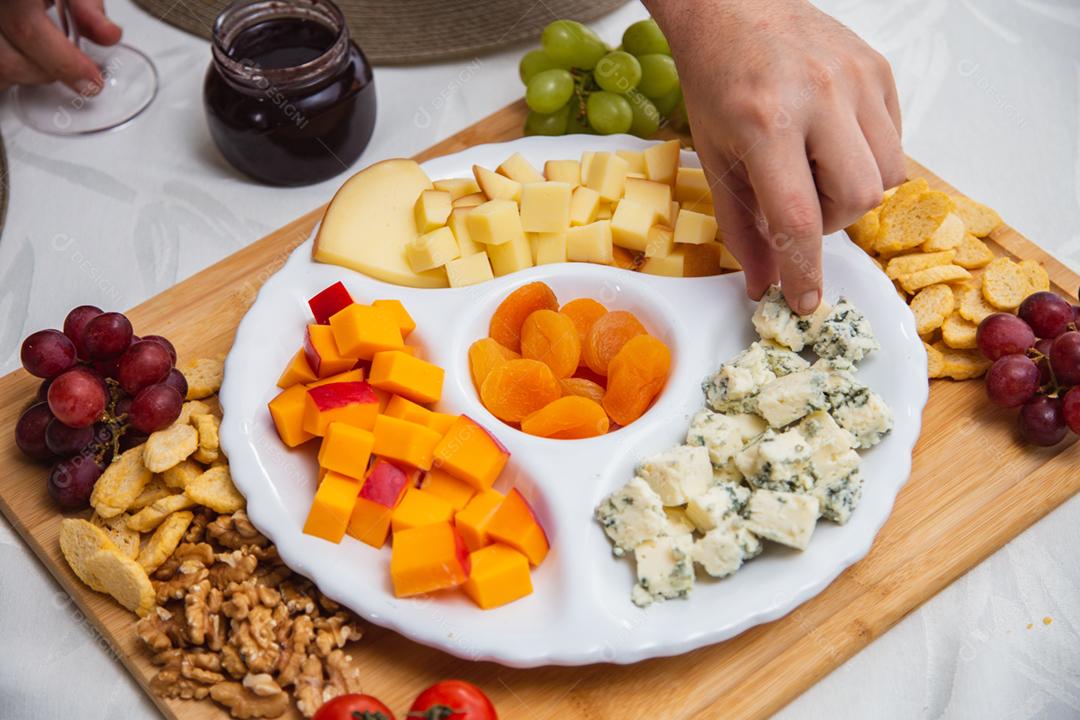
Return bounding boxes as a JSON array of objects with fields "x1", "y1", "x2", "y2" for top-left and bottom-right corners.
[{"x1": 204, "y1": 0, "x2": 376, "y2": 186}]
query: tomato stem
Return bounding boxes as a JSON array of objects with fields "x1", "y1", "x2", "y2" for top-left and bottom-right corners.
[{"x1": 406, "y1": 706, "x2": 462, "y2": 719}]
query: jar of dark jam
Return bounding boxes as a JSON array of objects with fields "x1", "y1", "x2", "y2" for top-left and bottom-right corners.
[{"x1": 204, "y1": 0, "x2": 376, "y2": 186}]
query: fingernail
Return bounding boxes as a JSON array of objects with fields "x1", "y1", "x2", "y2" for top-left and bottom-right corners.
[
  {"x1": 796, "y1": 290, "x2": 821, "y2": 315},
  {"x1": 74, "y1": 77, "x2": 103, "y2": 96}
]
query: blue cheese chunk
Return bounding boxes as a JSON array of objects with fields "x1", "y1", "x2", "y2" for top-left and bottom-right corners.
[
  {"x1": 664, "y1": 507, "x2": 697, "y2": 536},
  {"x1": 685, "y1": 482, "x2": 750, "y2": 532},
  {"x1": 686, "y1": 410, "x2": 767, "y2": 467},
  {"x1": 813, "y1": 297, "x2": 880, "y2": 363},
  {"x1": 744, "y1": 489, "x2": 821, "y2": 551},
  {"x1": 712, "y1": 462, "x2": 745, "y2": 485},
  {"x1": 796, "y1": 410, "x2": 861, "y2": 486},
  {"x1": 735, "y1": 427, "x2": 814, "y2": 493},
  {"x1": 755, "y1": 368, "x2": 828, "y2": 428},
  {"x1": 692, "y1": 519, "x2": 763, "y2": 578},
  {"x1": 631, "y1": 534, "x2": 695, "y2": 607},
  {"x1": 636, "y1": 445, "x2": 712, "y2": 506},
  {"x1": 825, "y1": 382, "x2": 893, "y2": 448},
  {"x1": 813, "y1": 469, "x2": 864, "y2": 524},
  {"x1": 702, "y1": 344, "x2": 775, "y2": 413},
  {"x1": 595, "y1": 477, "x2": 670, "y2": 557},
  {"x1": 751, "y1": 285, "x2": 832, "y2": 352},
  {"x1": 758, "y1": 340, "x2": 811, "y2": 377}
]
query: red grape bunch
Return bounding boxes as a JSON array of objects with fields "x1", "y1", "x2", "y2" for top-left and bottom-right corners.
[
  {"x1": 14, "y1": 306, "x2": 187, "y2": 510},
  {"x1": 977, "y1": 290, "x2": 1080, "y2": 446}
]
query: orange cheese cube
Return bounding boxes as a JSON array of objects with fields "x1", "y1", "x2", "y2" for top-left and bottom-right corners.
[
  {"x1": 277, "y1": 348, "x2": 318, "y2": 388},
  {"x1": 306, "y1": 368, "x2": 365, "y2": 388},
  {"x1": 427, "y1": 412, "x2": 456, "y2": 435},
  {"x1": 383, "y1": 395, "x2": 455, "y2": 435},
  {"x1": 347, "y1": 459, "x2": 411, "y2": 548},
  {"x1": 302, "y1": 471, "x2": 360, "y2": 543},
  {"x1": 371, "y1": 414, "x2": 442, "y2": 470},
  {"x1": 372, "y1": 387, "x2": 391, "y2": 413},
  {"x1": 432, "y1": 415, "x2": 509, "y2": 490},
  {"x1": 487, "y1": 488, "x2": 549, "y2": 566},
  {"x1": 420, "y1": 467, "x2": 476, "y2": 510},
  {"x1": 368, "y1": 351, "x2": 444, "y2": 405},
  {"x1": 268, "y1": 384, "x2": 315, "y2": 447},
  {"x1": 328, "y1": 304, "x2": 404, "y2": 360},
  {"x1": 304, "y1": 325, "x2": 359, "y2": 378},
  {"x1": 371, "y1": 299, "x2": 416, "y2": 338},
  {"x1": 302, "y1": 382, "x2": 380, "y2": 436},
  {"x1": 454, "y1": 489, "x2": 505, "y2": 552},
  {"x1": 317, "y1": 422, "x2": 374, "y2": 479},
  {"x1": 463, "y1": 543, "x2": 533, "y2": 609},
  {"x1": 391, "y1": 487, "x2": 455, "y2": 533},
  {"x1": 390, "y1": 522, "x2": 470, "y2": 597}
]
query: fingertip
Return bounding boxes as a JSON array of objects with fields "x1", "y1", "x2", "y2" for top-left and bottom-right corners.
[{"x1": 787, "y1": 287, "x2": 822, "y2": 315}]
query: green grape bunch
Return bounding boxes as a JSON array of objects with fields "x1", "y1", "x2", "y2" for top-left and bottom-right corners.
[{"x1": 519, "y1": 18, "x2": 686, "y2": 138}]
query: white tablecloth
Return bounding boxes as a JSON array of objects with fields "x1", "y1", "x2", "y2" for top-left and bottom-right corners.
[{"x1": 1, "y1": 1, "x2": 1078, "y2": 717}]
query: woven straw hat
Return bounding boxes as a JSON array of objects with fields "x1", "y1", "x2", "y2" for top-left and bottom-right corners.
[{"x1": 134, "y1": 0, "x2": 629, "y2": 64}]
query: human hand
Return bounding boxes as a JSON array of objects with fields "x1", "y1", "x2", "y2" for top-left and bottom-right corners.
[
  {"x1": 646, "y1": 0, "x2": 904, "y2": 313},
  {"x1": 0, "y1": 0, "x2": 122, "y2": 94}
]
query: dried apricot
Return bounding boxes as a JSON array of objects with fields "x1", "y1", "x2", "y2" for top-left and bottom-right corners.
[
  {"x1": 521, "y1": 396, "x2": 610, "y2": 439},
  {"x1": 559, "y1": 377, "x2": 605, "y2": 404},
  {"x1": 559, "y1": 298, "x2": 608, "y2": 344},
  {"x1": 489, "y1": 282, "x2": 558, "y2": 352},
  {"x1": 602, "y1": 334, "x2": 671, "y2": 425},
  {"x1": 468, "y1": 338, "x2": 519, "y2": 391},
  {"x1": 480, "y1": 359, "x2": 561, "y2": 423},
  {"x1": 520, "y1": 310, "x2": 581, "y2": 378},
  {"x1": 582, "y1": 310, "x2": 647, "y2": 376}
]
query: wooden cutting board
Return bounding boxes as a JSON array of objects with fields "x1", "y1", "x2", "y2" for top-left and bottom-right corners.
[{"x1": 1, "y1": 101, "x2": 1078, "y2": 720}]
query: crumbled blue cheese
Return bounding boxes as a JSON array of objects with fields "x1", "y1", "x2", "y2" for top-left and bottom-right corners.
[
  {"x1": 631, "y1": 534, "x2": 695, "y2": 607},
  {"x1": 744, "y1": 489, "x2": 821, "y2": 551},
  {"x1": 595, "y1": 477, "x2": 670, "y2": 557},
  {"x1": 813, "y1": 469, "x2": 864, "y2": 524},
  {"x1": 636, "y1": 445, "x2": 712, "y2": 506},
  {"x1": 685, "y1": 482, "x2": 750, "y2": 532},
  {"x1": 813, "y1": 297, "x2": 880, "y2": 363},
  {"x1": 712, "y1": 462, "x2": 745, "y2": 485},
  {"x1": 752, "y1": 285, "x2": 832, "y2": 352},
  {"x1": 702, "y1": 343, "x2": 775, "y2": 413},
  {"x1": 796, "y1": 410, "x2": 861, "y2": 486},
  {"x1": 755, "y1": 368, "x2": 828, "y2": 428},
  {"x1": 664, "y1": 507, "x2": 697, "y2": 536},
  {"x1": 692, "y1": 520, "x2": 762, "y2": 578},
  {"x1": 758, "y1": 340, "x2": 811, "y2": 377},
  {"x1": 823, "y1": 379, "x2": 893, "y2": 449},
  {"x1": 686, "y1": 410, "x2": 767, "y2": 467},
  {"x1": 735, "y1": 428, "x2": 814, "y2": 493}
]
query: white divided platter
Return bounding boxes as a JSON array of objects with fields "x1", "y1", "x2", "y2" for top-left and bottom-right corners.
[{"x1": 219, "y1": 135, "x2": 929, "y2": 668}]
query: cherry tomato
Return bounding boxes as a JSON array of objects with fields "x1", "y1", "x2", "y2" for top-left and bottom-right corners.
[
  {"x1": 407, "y1": 680, "x2": 497, "y2": 720},
  {"x1": 313, "y1": 694, "x2": 396, "y2": 720}
]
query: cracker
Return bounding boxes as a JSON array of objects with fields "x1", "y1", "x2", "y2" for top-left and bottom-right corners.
[
  {"x1": 137, "y1": 510, "x2": 194, "y2": 574},
  {"x1": 942, "y1": 312, "x2": 979, "y2": 350},
  {"x1": 84, "y1": 547, "x2": 156, "y2": 616},
  {"x1": 875, "y1": 189, "x2": 953, "y2": 255},
  {"x1": 185, "y1": 465, "x2": 244, "y2": 514},
  {"x1": 90, "y1": 512, "x2": 141, "y2": 560},
  {"x1": 924, "y1": 341, "x2": 945, "y2": 379},
  {"x1": 1019, "y1": 259, "x2": 1050, "y2": 294},
  {"x1": 143, "y1": 422, "x2": 198, "y2": 473},
  {"x1": 934, "y1": 342, "x2": 991, "y2": 380},
  {"x1": 90, "y1": 446, "x2": 153, "y2": 519},
  {"x1": 60, "y1": 519, "x2": 117, "y2": 593},
  {"x1": 129, "y1": 476, "x2": 173, "y2": 511},
  {"x1": 958, "y1": 281, "x2": 998, "y2": 324},
  {"x1": 180, "y1": 357, "x2": 224, "y2": 400},
  {"x1": 921, "y1": 212, "x2": 965, "y2": 252},
  {"x1": 177, "y1": 400, "x2": 211, "y2": 425},
  {"x1": 885, "y1": 250, "x2": 957, "y2": 280},
  {"x1": 191, "y1": 413, "x2": 221, "y2": 465},
  {"x1": 952, "y1": 195, "x2": 1002, "y2": 237},
  {"x1": 161, "y1": 459, "x2": 203, "y2": 490},
  {"x1": 897, "y1": 264, "x2": 971, "y2": 294},
  {"x1": 953, "y1": 233, "x2": 995, "y2": 270},
  {"x1": 909, "y1": 284, "x2": 955, "y2": 336},
  {"x1": 128, "y1": 493, "x2": 196, "y2": 532},
  {"x1": 982, "y1": 256, "x2": 1029, "y2": 310},
  {"x1": 845, "y1": 208, "x2": 880, "y2": 253}
]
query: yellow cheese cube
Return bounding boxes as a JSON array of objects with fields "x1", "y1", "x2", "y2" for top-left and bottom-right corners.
[
  {"x1": 645, "y1": 224, "x2": 675, "y2": 258},
  {"x1": 610, "y1": 199, "x2": 658, "y2": 253},
  {"x1": 580, "y1": 151, "x2": 595, "y2": 184},
  {"x1": 682, "y1": 199, "x2": 715, "y2": 216},
  {"x1": 596, "y1": 203, "x2": 613, "y2": 220},
  {"x1": 466, "y1": 199, "x2": 526, "y2": 246},
  {"x1": 520, "y1": 181, "x2": 572, "y2": 233},
  {"x1": 669, "y1": 201, "x2": 680, "y2": 225},
  {"x1": 497, "y1": 152, "x2": 544, "y2": 184},
  {"x1": 448, "y1": 208, "x2": 484, "y2": 257},
  {"x1": 627, "y1": 172, "x2": 647, "y2": 180},
  {"x1": 641, "y1": 248, "x2": 686, "y2": 277},
  {"x1": 566, "y1": 220, "x2": 614, "y2": 264},
  {"x1": 544, "y1": 160, "x2": 580, "y2": 187},
  {"x1": 616, "y1": 149, "x2": 646, "y2": 175},
  {"x1": 675, "y1": 167, "x2": 712, "y2": 205},
  {"x1": 406, "y1": 226, "x2": 460, "y2": 272},
  {"x1": 530, "y1": 232, "x2": 567, "y2": 265},
  {"x1": 584, "y1": 152, "x2": 630, "y2": 202},
  {"x1": 684, "y1": 242, "x2": 724, "y2": 276},
  {"x1": 414, "y1": 190, "x2": 452, "y2": 233},
  {"x1": 446, "y1": 252, "x2": 494, "y2": 287},
  {"x1": 473, "y1": 165, "x2": 521, "y2": 202},
  {"x1": 674, "y1": 209, "x2": 719, "y2": 245},
  {"x1": 453, "y1": 192, "x2": 486, "y2": 208},
  {"x1": 644, "y1": 139, "x2": 681, "y2": 185},
  {"x1": 487, "y1": 233, "x2": 533, "y2": 276},
  {"x1": 623, "y1": 178, "x2": 674, "y2": 225},
  {"x1": 569, "y1": 185, "x2": 601, "y2": 226},
  {"x1": 719, "y1": 244, "x2": 742, "y2": 270},
  {"x1": 432, "y1": 177, "x2": 480, "y2": 200}
]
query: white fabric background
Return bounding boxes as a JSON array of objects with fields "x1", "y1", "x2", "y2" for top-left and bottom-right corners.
[{"x1": 0, "y1": 1, "x2": 1078, "y2": 718}]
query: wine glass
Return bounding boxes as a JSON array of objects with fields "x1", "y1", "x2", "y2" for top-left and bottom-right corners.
[{"x1": 12, "y1": 0, "x2": 158, "y2": 135}]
